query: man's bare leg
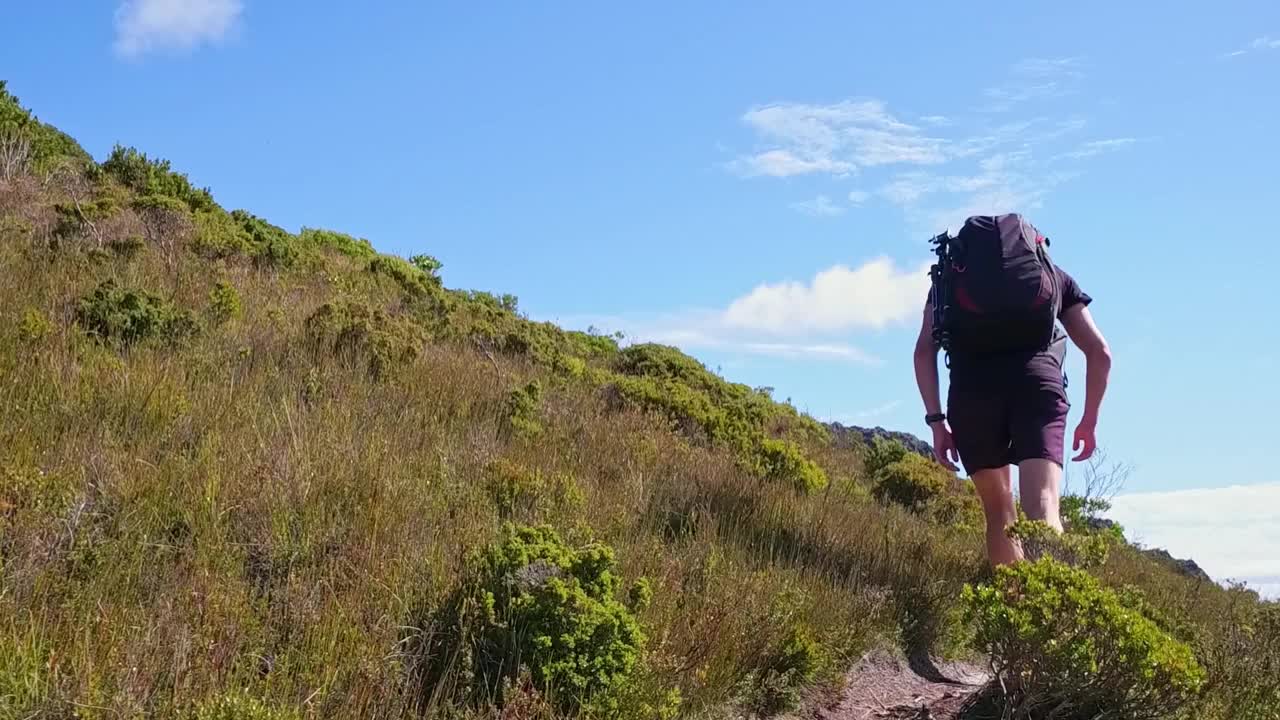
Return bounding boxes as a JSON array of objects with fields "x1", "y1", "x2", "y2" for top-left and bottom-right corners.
[
  {"x1": 1018, "y1": 458, "x2": 1064, "y2": 532},
  {"x1": 971, "y1": 466, "x2": 1021, "y2": 566}
]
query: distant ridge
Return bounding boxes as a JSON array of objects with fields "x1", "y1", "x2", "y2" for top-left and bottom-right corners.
[{"x1": 828, "y1": 422, "x2": 934, "y2": 459}]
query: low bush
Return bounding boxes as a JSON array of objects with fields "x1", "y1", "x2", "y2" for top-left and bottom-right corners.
[
  {"x1": 872, "y1": 453, "x2": 949, "y2": 513},
  {"x1": 754, "y1": 437, "x2": 828, "y2": 494},
  {"x1": 299, "y1": 227, "x2": 375, "y2": 259},
  {"x1": 1007, "y1": 519, "x2": 1112, "y2": 569},
  {"x1": 207, "y1": 280, "x2": 242, "y2": 325},
  {"x1": 231, "y1": 210, "x2": 303, "y2": 269},
  {"x1": 483, "y1": 458, "x2": 583, "y2": 521},
  {"x1": 303, "y1": 301, "x2": 425, "y2": 378},
  {"x1": 742, "y1": 624, "x2": 827, "y2": 716},
  {"x1": 75, "y1": 280, "x2": 199, "y2": 347},
  {"x1": 99, "y1": 145, "x2": 216, "y2": 213},
  {"x1": 192, "y1": 209, "x2": 252, "y2": 259},
  {"x1": 502, "y1": 380, "x2": 544, "y2": 439},
  {"x1": 368, "y1": 254, "x2": 442, "y2": 298},
  {"x1": 191, "y1": 690, "x2": 301, "y2": 720},
  {"x1": 961, "y1": 557, "x2": 1205, "y2": 720},
  {"x1": 411, "y1": 524, "x2": 645, "y2": 716}
]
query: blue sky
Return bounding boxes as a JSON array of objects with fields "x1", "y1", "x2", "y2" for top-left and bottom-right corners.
[{"x1": 4, "y1": 1, "x2": 1278, "y2": 596}]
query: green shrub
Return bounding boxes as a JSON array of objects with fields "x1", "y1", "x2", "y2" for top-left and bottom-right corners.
[
  {"x1": 872, "y1": 454, "x2": 949, "y2": 512},
  {"x1": 191, "y1": 689, "x2": 301, "y2": 720},
  {"x1": 368, "y1": 254, "x2": 442, "y2": 298},
  {"x1": 754, "y1": 437, "x2": 828, "y2": 494},
  {"x1": 413, "y1": 524, "x2": 644, "y2": 716},
  {"x1": 961, "y1": 557, "x2": 1205, "y2": 720},
  {"x1": 928, "y1": 488, "x2": 984, "y2": 529},
  {"x1": 52, "y1": 196, "x2": 121, "y2": 243},
  {"x1": 1061, "y1": 494, "x2": 1127, "y2": 542},
  {"x1": 207, "y1": 280, "x2": 242, "y2": 325},
  {"x1": 743, "y1": 624, "x2": 827, "y2": 716},
  {"x1": 864, "y1": 435, "x2": 910, "y2": 479},
  {"x1": 75, "y1": 280, "x2": 199, "y2": 347},
  {"x1": 100, "y1": 145, "x2": 216, "y2": 213},
  {"x1": 502, "y1": 380, "x2": 544, "y2": 439},
  {"x1": 303, "y1": 301, "x2": 425, "y2": 378},
  {"x1": 1193, "y1": 588, "x2": 1280, "y2": 720},
  {"x1": 0, "y1": 80, "x2": 94, "y2": 172},
  {"x1": 1007, "y1": 519, "x2": 1111, "y2": 568},
  {"x1": 483, "y1": 458, "x2": 583, "y2": 521},
  {"x1": 410, "y1": 253, "x2": 443, "y2": 280},
  {"x1": 108, "y1": 234, "x2": 145, "y2": 258},
  {"x1": 231, "y1": 210, "x2": 301, "y2": 269},
  {"x1": 192, "y1": 209, "x2": 252, "y2": 259},
  {"x1": 18, "y1": 308, "x2": 51, "y2": 344},
  {"x1": 299, "y1": 227, "x2": 375, "y2": 259}
]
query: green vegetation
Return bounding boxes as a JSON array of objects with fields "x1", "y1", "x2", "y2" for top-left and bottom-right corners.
[
  {"x1": 75, "y1": 280, "x2": 199, "y2": 347},
  {"x1": 411, "y1": 524, "x2": 646, "y2": 716},
  {"x1": 962, "y1": 557, "x2": 1206, "y2": 719},
  {"x1": 0, "y1": 80, "x2": 1276, "y2": 720}
]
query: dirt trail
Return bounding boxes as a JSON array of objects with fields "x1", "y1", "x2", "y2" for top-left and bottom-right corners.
[{"x1": 789, "y1": 650, "x2": 992, "y2": 720}]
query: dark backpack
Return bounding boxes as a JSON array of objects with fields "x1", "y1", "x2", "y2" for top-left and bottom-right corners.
[{"x1": 928, "y1": 213, "x2": 1061, "y2": 361}]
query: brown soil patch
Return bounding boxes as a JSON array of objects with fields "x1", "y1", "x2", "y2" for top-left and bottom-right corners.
[{"x1": 789, "y1": 650, "x2": 991, "y2": 720}]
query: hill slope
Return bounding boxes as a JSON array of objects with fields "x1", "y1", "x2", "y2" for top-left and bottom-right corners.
[{"x1": 1, "y1": 83, "x2": 1276, "y2": 720}]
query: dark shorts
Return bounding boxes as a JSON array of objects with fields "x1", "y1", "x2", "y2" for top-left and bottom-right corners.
[{"x1": 946, "y1": 378, "x2": 1070, "y2": 474}]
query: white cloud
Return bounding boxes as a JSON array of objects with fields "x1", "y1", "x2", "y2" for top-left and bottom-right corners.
[
  {"x1": 1221, "y1": 36, "x2": 1280, "y2": 59},
  {"x1": 732, "y1": 150, "x2": 854, "y2": 178},
  {"x1": 115, "y1": 0, "x2": 243, "y2": 58},
  {"x1": 847, "y1": 190, "x2": 871, "y2": 205},
  {"x1": 791, "y1": 194, "x2": 845, "y2": 217},
  {"x1": 1012, "y1": 57, "x2": 1085, "y2": 78},
  {"x1": 982, "y1": 57, "x2": 1084, "y2": 113},
  {"x1": 853, "y1": 400, "x2": 903, "y2": 420},
  {"x1": 1056, "y1": 137, "x2": 1139, "y2": 160},
  {"x1": 547, "y1": 255, "x2": 935, "y2": 366},
  {"x1": 734, "y1": 100, "x2": 948, "y2": 178},
  {"x1": 1107, "y1": 482, "x2": 1280, "y2": 599},
  {"x1": 723, "y1": 256, "x2": 931, "y2": 335}
]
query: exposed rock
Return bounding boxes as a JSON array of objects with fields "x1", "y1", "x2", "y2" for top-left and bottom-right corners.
[
  {"x1": 1139, "y1": 547, "x2": 1213, "y2": 584},
  {"x1": 828, "y1": 422, "x2": 934, "y2": 459}
]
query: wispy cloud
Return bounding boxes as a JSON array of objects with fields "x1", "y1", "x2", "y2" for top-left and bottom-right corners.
[
  {"x1": 790, "y1": 194, "x2": 845, "y2": 217},
  {"x1": 1223, "y1": 36, "x2": 1280, "y2": 58},
  {"x1": 982, "y1": 57, "x2": 1084, "y2": 113},
  {"x1": 728, "y1": 59, "x2": 1110, "y2": 229},
  {"x1": 1107, "y1": 482, "x2": 1280, "y2": 599},
  {"x1": 1055, "y1": 137, "x2": 1139, "y2": 161},
  {"x1": 731, "y1": 100, "x2": 948, "y2": 178},
  {"x1": 853, "y1": 400, "x2": 903, "y2": 421},
  {"x1": 115, "y1": 0, "x2": 243, "y2": 58}
]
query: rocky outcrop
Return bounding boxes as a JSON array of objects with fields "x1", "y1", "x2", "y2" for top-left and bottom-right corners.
[
  {"x1": 827, "y1": 422, "x2": 934, "y2": 459},
  {"x1": 1139, "y1": 547, "x2": 1213, "y2": 584}
]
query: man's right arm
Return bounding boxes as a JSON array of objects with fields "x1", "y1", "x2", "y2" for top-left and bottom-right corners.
[
  {"x1": 1061, "y1": 303, "x2": 1112, "y2": 460},
  {"x1": 913, "y1": 302, "x2": 959, "y2": 470},
  {"x1": 913, "y1": 303, "x2": 944, "y2": 419}
]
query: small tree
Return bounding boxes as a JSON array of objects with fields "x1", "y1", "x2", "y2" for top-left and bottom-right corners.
[
  {"x1": 0, "y1": 128, "x2": 32, "y2": 182},
  {"x1": 132, "y1": 194, "x2": 192, "y2": 294}
]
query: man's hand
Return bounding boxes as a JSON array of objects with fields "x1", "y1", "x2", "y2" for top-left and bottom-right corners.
[
  {"x1": 1072, "y1": 420, "x2": 1097, "y2": 462},
  {"x1": 931, "y1": 423, "x2": 960, "y2": 471}
]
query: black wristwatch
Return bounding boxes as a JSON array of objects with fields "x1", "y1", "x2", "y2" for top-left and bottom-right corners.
[{"x1": 925, "y1": 413, "x2": 946, "y2": 425}]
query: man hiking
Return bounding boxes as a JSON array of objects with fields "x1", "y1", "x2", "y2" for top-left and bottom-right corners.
[{"x1": 912, "y1": 214, "x2": 1112, "y2": 567}]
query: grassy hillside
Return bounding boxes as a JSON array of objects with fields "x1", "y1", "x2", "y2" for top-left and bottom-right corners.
[{"x1": 1, "y1": 82, "x2": 1277, "y2": 720}]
